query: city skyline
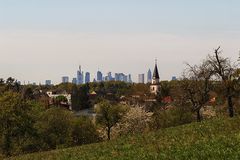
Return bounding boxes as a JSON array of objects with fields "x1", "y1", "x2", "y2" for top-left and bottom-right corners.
[
  {"x1": 47, "y1": 65, "x2": 140, "y2": 85},
  {"x1": 1, "y1": 1, "x2": 240, "y2": 83}
]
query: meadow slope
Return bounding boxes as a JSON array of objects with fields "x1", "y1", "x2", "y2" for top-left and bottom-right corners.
[{"x1": 9, "y1": 117, "x2": 240, "y2": 160}]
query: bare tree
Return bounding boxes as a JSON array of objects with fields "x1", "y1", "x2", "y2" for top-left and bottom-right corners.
[
  {"x1": 208, "y1": 47, "x2": 237, "y2": 117},
  {"x1": 181, "y1": 60, "x2": 213, "y2": 121}
]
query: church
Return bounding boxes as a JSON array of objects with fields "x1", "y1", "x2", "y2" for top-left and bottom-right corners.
[{"x1": 150, "y1": 60, "x2": 161, "y2": 95}]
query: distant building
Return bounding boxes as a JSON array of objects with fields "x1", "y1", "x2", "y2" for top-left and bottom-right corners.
[
  {"x1": 17, "y1": 81, "x2": 21, "y2": 85},
  {"x1": 147, "y1": 69, "x2": 152, "y2": 83},
  {"x1": 150, "y1": 60, "x2": 161, "y2": 95},
  {"x1": 115, "y1": 73, "x2": 123, "y2": 81},
  {"x1": 104, "y1": 76, "x2": 108, "y2": 81},
  {"x1": 85, "y1": 72, "x2": 90, "y2": 83},
  {"x1": 45, "y1": 80, "x2": 52, "y2": 86},
  {"x1": 138, "y1": 74, "x2": 145, "y2": 83},
  {"x1": 62, "y1": 76, "x2": 69, "y2": 83},
  {"x1": 77, "y1": 65, "x2": 84, "y2": 84},
  {"x1": 72, "y1": 78, "x2": 77, "y2": 84},
  {"x1": 115, "y1": 73, "x2": 131, "y2": 83},
  {"x1": 97, "y1": 71, "x2": 103, "y2": 82},
  {"x1": 106, "y1": 72, "x2": 113, "y2": 81},
  {"x1": 115, "y1": 73, "x2": 120, "y2": 81},
  {"x1": 127, "y1": 74, "x2": 132, "y2": 83},
  {"x1": 46, "y1": 91, "x2": 71, "y2": 110},
  {"x1": 123, "y1": 75, "x2": 128, "y2": 83},
  {"x1": 172, "y1": 76, "x2": 177, "y2": 81}
]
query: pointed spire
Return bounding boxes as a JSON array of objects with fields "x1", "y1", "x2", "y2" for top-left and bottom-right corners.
[
  {"x1": 153, "y1": 59, "x2": 160, "y2": 79},
  {"x1": 79, "y1": 65, "x2": 81, "y2": 71}
]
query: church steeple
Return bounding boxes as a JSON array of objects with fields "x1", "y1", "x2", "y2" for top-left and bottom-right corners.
[
  {"x1": 152, "y1": 59, "x2": 160, "y2": 80},
  {"x1": 150, "y1": 59, "x2": 161, "y2": 95}
]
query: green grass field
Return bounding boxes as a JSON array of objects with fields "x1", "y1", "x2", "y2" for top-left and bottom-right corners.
[{"x1": 9, "y1": 117, "x2": 240, "y2": 160}]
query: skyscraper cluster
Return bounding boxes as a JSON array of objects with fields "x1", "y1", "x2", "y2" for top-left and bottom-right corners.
[
  {"x1": 45, "y1": 64, "x2": 163, "y2": 85},
  {"x1": 98, "y1": 71, "x2": 132, "y2": 83},
  {"x1": 58, "y1": 66, "x2": 91, "y2": 85},
  {"x1": 137, "y1": 69, "x2": 152, "y2": 84},
  {"x1": 73, "y1": 66, "x2": 91, "y2": 84},
  {"x1": 48, "y1": 65, "x2": 133, "y2": 85}
]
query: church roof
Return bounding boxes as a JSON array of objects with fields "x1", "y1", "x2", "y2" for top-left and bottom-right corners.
[{"x1": 153, "y1": 64, "x2": 160, "y2": 79}]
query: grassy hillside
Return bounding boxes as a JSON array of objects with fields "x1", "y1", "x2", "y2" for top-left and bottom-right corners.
[{"x1": 9, "y1": 117, "x2": 240, "y2": 160}]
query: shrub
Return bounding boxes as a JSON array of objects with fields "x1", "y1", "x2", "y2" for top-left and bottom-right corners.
[
  {"x1": 151, "y1": 106, "x2": 193, "y2": 130},
  {"x1": 35, "y1": 107, "x2": 74, "y2": 150},
  {"x1": 72, "y1": 116, "x2": 101, "y2": 145}
]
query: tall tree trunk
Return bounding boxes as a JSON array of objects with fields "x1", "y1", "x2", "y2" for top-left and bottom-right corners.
[
  {"x1": 227, "y1": 95, "x2": 234, "y2": 117},
  {"x1": 107, "y1": 127, "x2": 111, "y2": 140},
  {"x1": 227, "y1": 87, "x2": 234, "y2": 117},
  {"x1": 197, "y1": 109, "x2": 202, "y2": 122}
]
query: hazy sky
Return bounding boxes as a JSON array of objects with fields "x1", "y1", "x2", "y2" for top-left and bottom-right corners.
[{"x1": 0, "y1": 0, "x2": 240, "y2": 84}]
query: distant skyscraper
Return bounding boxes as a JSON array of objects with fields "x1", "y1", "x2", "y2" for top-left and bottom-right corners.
[
  {"x1": 138, "y1": 74, "x2": 145, "y2": 83},
  {"x1": 72, "y1": 78, "x2": 77, "y2": 84},
  {"x1": 17, "y1": 81, "x2": 21, "y2": 85},
  {"x1": 85, "y1": 72, "x2": 90, "y2": 83},
  {"x1": 62, "y1": 76, "x2": 69, "y2": 83},
  {"x1": 123, "y1": 75, "x2": 128, "y2": 83},
  {"x1": 114, "y1": 73, "x2": 129, "y2": 83},
  {"x1": 107, "y1": 72, "x2": 113, "y2": 81},
  {"x1": 115, "y1": 73, "x2": 123, "y2": 81},
  {"x1": 147, "y1": 69, "x2": 152, "y2": 83},
  {"x1": 172, "y1": 76, "x2": 177, "y2": 81},
  {"x1": 77, "y1": 65, "x2": 84, "y2": 84},
  {"x1": 45, "y1": 80, "x2": 52, "y2": 85},
  {"x1": 97, "y1": 71, "x2": 103, "y2": 82},
  {"x1": 115, "y1": 73, "x2": 120, "y2": 81},
  {"x1": 127, "y1": 74, "x2": 132, "y2": 83},
  {"x1": 104, "y1": 76, "x2": 108, "y2": 81}
]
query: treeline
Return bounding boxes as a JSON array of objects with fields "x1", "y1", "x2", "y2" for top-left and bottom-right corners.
[{"x1": 0, "y1": 91, "x2": 100, "y2": 157}]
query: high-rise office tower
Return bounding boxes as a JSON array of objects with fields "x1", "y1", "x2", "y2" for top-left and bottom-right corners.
[
  {"x1": 72, "y1": 78, "x2": 77, "y2": 84},
  {"x1": 123, "y1": 75, "x2": 128, "y2": 83},
  {"x1": 147, "y1": 69, "x2": 152, "y2": 83},
  {"x1": 114, "y1": 73, "x2": 131, "y2": 83},
  {"x1": 97, "y1": 71, "x2": 103, "y2": 82},
  {"x1": 115, "y1": 73, "x2": 120, "y2": 81},
  {"x1": 127, "y1": 74, "x2": 132, "y2": 83},
  {"x1": 138, "y1": 74, "x2": 145, "y2": 83},
  {"x1": 114, "y1": 73, "x2": 127, "y2": 82},
  {"x1": 172, "y1": 76, "x2": 177, "y2": 81},
  {"x1": 106, "y1": 72, "x2": 113, "y2": 81},
  {"x1": 45, "y1": 80, "x2": 52, "y2": 85},
  {"x1": 85, "y1": 72, "x2": 90, "y2": 83},
  {"x1": 77, "y1": 65, "x2": 84, "y2": 84},
  {"x1": 62, "y1": 76, "x2": 69, "y2": 83}
]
